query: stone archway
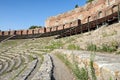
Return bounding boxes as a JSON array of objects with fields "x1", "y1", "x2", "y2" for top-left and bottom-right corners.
[
  {"x1": 112, "y1": 5, "x2": 118, "y2": 13},
  {"x1": 98, "y1": 11, "x2": 102, "y2": 18}
]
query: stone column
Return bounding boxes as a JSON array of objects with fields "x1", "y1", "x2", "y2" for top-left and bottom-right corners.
[
  {"x1": 118, "y1": 4, "x2": 120, "y2": 22},
  {"x1": 87, "y1": 17, "x2": 90, "y2": 31}
]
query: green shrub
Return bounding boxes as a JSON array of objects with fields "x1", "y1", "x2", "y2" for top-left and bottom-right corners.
[
  {"x1": 67, "y1": 44, "x2": 80, "y2": 50},
  {"x1": 87, "y1": 43, "x2": 97, "y2": 51},
  {"x1": 90, "y1": 53, "x2": 97, "y2": 80},
  {"x1": 73, "y1": 65, "x2": 88, "y2": 80},
  {"x1": 87, "y1": 43, "x2": 117, "y2": 52},
  {"x1": 99, "y1": 44, "x2": 117, "y2": 52}
]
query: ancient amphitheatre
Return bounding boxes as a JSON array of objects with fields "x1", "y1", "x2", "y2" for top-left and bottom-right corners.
[{"x1": 0, "y1": 0, "x2": 120, "y2": 80}]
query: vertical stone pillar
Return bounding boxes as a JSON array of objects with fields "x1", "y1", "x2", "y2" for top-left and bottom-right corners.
[
  {"x1": 118, "y1": 4, "x2": 120, "y2": 22},
  {"x1": 88, "y1": 17, "x2": 90, "y2": 31}
]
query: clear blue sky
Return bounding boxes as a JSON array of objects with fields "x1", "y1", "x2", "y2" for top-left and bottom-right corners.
[{"x1": 0, "y1": 0, "x2": 86, "y2": 31}]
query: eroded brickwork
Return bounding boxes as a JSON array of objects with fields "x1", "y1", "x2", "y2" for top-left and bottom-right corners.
[{"x1": 45, "y1": 0, "x2": 120, "y2": 27}]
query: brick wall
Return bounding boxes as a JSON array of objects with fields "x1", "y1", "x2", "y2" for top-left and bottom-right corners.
[{"x1": 45, "y1": 0, "x2": 119, "y2": 27}]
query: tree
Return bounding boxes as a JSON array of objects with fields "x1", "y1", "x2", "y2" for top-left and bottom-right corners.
[
  {"x1": 29, "y1": 25, "x2": 42, "y2": 29},
  {"x1": 86, "y1": 0, "x2": 94, "y2": 3},
  {"x1": 75, "y1": 4, "x2": 79, "y2": 8}
]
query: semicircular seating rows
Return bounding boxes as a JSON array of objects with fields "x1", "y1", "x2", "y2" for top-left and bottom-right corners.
[{"x1": 0, "y1": 51, "x2": 39, "y2": 80}]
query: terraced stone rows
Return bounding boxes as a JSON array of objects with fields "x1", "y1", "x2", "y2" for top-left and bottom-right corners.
[
  {"x1": 0, "y1": 55, "x2": 17, "y2": 72},
  {"x1": 0, "y1": 61, "x2": 9, "y2": 75},
  {"x1": 0, "y1": 52, "x2": 37, "y2": 79},
  {"x1": 0, "y1": 53, "x2": 22, "y2": 69},
  {"x1": 15, "y1": 59, "x2": 38, "y2": 80},
  {"x1": 0, "y1": 64, "x2": 26, "y2": 80},
  {"x1": 0, "y1": 39, "x2": 54, "y2": 80},
  {"x1": 14, "y1": 55, "x2": 22, "y2": 68},
  {"x1": 0, "y1": 64, "x2": 2, "y2": 70}
]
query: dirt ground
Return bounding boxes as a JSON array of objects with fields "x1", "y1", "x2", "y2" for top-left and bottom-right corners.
[{"x1": 50, "y1": 54, "x2": 76, "y2": 80}]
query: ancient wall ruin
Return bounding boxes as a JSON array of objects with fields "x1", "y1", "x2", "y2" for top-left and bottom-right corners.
[{"x1": 45, "y1": 0, "x2": 119, "y2": 27}]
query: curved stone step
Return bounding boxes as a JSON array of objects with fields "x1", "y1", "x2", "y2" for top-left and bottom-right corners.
[
  {"x1": 0, "y1": 59, "x2": 6, "y2": 72},
  {"x1": 0, "y1": 61, "x2": 9, "y2": 75},
  {"x1": 0, "y1": 55, "x2": 15, "y2": 72},
  {"x1": 0, "y1": 53, "x2": 22, "y2": 69},
  {"x1": 6, "y1": 59, "x2": 15, "y2": 72},
  {"x1": 15, "y1": 59, "x2": 38, "y2": 80},
  {"x1": 0, "y1": 64, "x2": 3, "y2": 71},
  {"x1": 0, "y1": 63, "x2": 26, "y2": 80},
  {"x1": 14, "y1": 55, "x2": 22, "y2": 68},
  {"x1": 0, "y1": 58, "x2": 7, "y2": 72}
]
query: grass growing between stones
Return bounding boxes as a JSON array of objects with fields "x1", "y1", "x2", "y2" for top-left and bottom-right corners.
[
  {"x1": 90, "y1": 53, "x2": 97, "y2": 80},
  {"x1": 67, "y1": 44, "x2": 80, "y2": 50},
  {"x1": 87, "y1": 43, "x2": 97, "y2": 51},
  {"x1": 55, "y1": 53, "x2": 88, "y2": 80},
  {"x1": 87, "y1": 42, "x2": 118, "y2": 53}
]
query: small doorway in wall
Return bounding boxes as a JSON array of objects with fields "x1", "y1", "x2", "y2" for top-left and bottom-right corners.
[
  {"x1": 98, "y1": 11, "x2": 102, "y2": 18},
  {"x1": 112, "y1": 5, "x2": 118, "y2": 13}
]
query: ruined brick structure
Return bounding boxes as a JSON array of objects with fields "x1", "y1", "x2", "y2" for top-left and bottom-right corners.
[
  {"x1": 0, "y1": 0, "x2": 120, "y2": 40},
  {"x1": 45, "y1": 0, "x2": 120, "y2": 27}
]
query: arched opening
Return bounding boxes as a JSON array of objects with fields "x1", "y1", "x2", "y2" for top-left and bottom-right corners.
[
  {"x1": 70, "y1": 22, "x2": 72, "y2": 27},
  {"x1": 112, "y1": 5, "x2": 118, "y2": 13},
  {"x1": 98, "y1": 11, "x2": 102, "y2": 18},
  {"x1": 88, "y1": 16, "x2": 91, "y2": 22}
]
